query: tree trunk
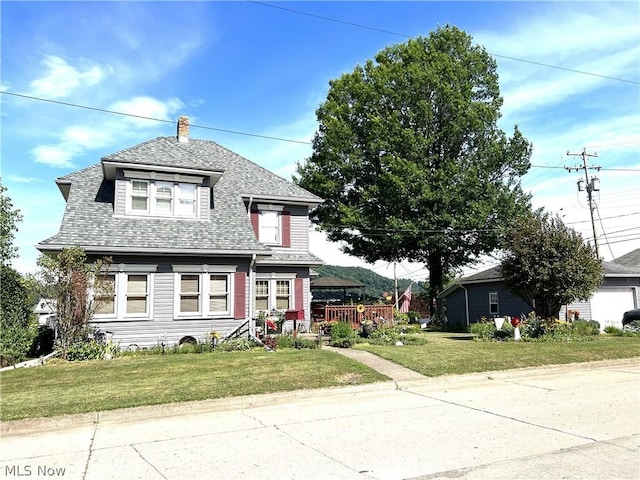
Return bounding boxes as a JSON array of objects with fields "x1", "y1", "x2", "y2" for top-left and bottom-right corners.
[{"x1": 428, "y1": 251, "x2": 445, "y2": 324}]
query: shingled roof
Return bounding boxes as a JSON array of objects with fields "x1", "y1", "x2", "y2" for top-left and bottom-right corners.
[{"x1": 38, "y1": 135, "x2": 323, "y2": 262}]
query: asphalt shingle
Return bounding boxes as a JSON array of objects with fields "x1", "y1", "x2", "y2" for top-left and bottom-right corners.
[{"x1": 39, "y1": 136, "x2": 323, "y2": 263}]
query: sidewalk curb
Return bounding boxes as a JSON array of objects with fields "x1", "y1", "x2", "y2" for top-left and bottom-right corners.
[{"x1": 2, "y1": 357, "x2": 637, "y2": 437}]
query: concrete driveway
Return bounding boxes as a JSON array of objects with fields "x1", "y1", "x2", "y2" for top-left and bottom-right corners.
[{"x1": 1, "y1": 357, "x2": 638, "y2": 480}]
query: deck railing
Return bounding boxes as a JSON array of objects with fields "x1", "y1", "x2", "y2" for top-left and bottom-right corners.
[{"x1": 323, "y1": 304, "x2": 394, "y2": 330}]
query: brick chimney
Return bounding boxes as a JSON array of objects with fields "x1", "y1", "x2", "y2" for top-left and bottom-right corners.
[{"x1": 177, "y1": 116, "x2": 190, "y2": 143}]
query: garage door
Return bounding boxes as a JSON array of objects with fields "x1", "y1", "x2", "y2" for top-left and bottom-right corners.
[{"x1": 590, "y1": 288, "x2": 636, "y2": 330}]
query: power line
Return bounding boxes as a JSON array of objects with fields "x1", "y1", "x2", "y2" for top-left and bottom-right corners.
[
  {"x1": 0, "y1": 91, "x2": 313, "y2": 146},
  {"x1": 251, "y1": 1, "x2": 640, "y2": 85}
]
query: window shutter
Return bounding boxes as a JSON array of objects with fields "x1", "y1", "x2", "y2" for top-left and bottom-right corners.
[
  {"x1": 294, "y1": 277, "x2": 304, "y2": 311},
  {"x1": 234, "y1": 272, "x2": 246, "y2": 319},
  {"x1": 250, "y1": 210, "x2": 259, "y2": 237},
  {"x1": 282, "y1": 210, "x2": 291, "y2": 247}
]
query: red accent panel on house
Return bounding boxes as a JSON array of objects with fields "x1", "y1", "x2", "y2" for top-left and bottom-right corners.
[
  {"x1": 281, "y1": 210, "x2": 291, "y2": 247},
  {"x1": 234, "y1": 272, "x2": 246, "y2": 319},
  {"x1": 250, "y1": 211, "x2": 259, "y2": 237},
  {"x1": 294, "y1": 277, "x2": 304, "y2": 311}
]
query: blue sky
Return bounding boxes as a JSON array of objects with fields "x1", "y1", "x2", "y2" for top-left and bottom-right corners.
[{"x1": 1, "y1": 1, "x2": 639, "y2": 281}]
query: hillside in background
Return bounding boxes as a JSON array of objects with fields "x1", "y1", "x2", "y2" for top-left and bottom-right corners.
[{"x1": 314, "y1": 264, "x2": 423, "y2": 301}]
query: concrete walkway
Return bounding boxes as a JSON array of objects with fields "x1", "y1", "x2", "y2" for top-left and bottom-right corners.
[{"x1": 323, "y1": 345, "x2": 427, "y2": 383}]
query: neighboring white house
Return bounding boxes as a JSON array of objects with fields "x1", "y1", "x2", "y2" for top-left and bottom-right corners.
[{"x1": 33, "y1": 299, "x2": 56, "y2": 327}]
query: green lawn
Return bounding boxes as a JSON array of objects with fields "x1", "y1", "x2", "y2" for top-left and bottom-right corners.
[
  {"x1": 357, "y1": 333, "x2": 640, "y2": 377},
  {"x1": 2, "y1": 334, "x2": 638, "y2": 422},
  {"x1": 0, "y1": 349, "x2": 387, "y2": 421}
]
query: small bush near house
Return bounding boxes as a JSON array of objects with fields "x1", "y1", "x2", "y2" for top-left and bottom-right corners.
[
  {"x1": 604, "y1": 326, "x2": 623, "y2": 336},
  {"x1": 571, "y1": 319, "x2": 600, "y2": 336},
  {"x1": 65, "y1": 340, "x2": 105, "y2": 361},
  {"x1": 216, "y1": 338, "x2": 257, "y2": 352},
  {"x1": 470, "y1": 321, "x2": 496, "y2": 341},
  {"x1": 330, "y1": 321, "x2": 356, "y2": 348}
]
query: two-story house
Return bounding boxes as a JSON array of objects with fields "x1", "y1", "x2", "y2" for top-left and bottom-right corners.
[{"x1": 37, "y1": 116, "x2": 324, "y2": 348}]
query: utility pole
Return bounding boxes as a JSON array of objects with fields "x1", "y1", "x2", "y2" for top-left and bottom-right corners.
[{"x1": 565, "y1": 148, "x2": 601, "y2": 258}]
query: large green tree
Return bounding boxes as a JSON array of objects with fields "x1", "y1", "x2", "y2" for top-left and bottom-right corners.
[
  {"x1": 295, "y1": 26, "x2": 532, "y2": 316},
  {"x1": 0, "y1": 179, "x2": 23, "y2": 266},
  {"x1": 499, "y1": 210, "x2": 603, "y2": 319}
]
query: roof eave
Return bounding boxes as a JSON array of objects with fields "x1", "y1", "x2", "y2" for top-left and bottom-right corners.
[
  {"x1": 243, "y1": 193, "x2": 324, "y2": 208},
  {"x1": 37, "y1": 243, "x2": 272, "y2": 257}
]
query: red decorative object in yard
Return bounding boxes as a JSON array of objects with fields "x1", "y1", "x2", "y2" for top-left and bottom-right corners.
[{"x1": 511, "y1": 317, "x2": 521, "y2": 327}]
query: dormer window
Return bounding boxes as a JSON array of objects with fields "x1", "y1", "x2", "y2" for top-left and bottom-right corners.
[
  {"x1": 125, "y1": 176, "x2": 201, "y2": 218},
  {"x1": 250, "y1": 204, "x2": 291, "y2": 247}
]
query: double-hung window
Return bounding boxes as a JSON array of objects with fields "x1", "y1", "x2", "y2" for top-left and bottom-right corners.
[
  {"x1": 126, "y1": 275, "x2": 149, "y2": 315},
  {"x1": 255, "y1": 278, "x2": 292, "y2": 313},
  {"x1": 95, "y1": 274, "x2": 116, "y2": 315},
  {"x1": 179, "y1": 275, "x2": 201, "y2": 314},
  {"x1": 131, "y1": 180, "x2": 150, "y2": 212},
  {"x1": 93, "y1": 272, "x2": 152, "y2": 319},
  {"x1": 177, "y1": 183, "x2": 197, "y2": 217},
  {"x1": 155, "y1": 182, "x2": 173, "y2": 214},
  {"x1": 489, "y1": 292, "x2": 499, "y2": 315},
  {"x1": 259, "y1": 211, "x2": 279, "y2": 244},
  {"x1": 177, "y1": 272, "x2": 232, "y2": 317}
]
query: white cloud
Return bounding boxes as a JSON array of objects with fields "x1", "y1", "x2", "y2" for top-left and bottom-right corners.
[
  {"x1": 109, "y1": 96, "x2": 185, "y2": 127},
  {"x1": 29, "y1": 96, "x2": 185, "y2": 167},
  {"x1": 32, "y1": 144, "x2": 78, "y2": 168},
  {"x1": 5, "y1": 175, "x2": 43, "y2": 184},
  {"x1": 29, "y1": 55, "x2": 111, "y2": 99}
]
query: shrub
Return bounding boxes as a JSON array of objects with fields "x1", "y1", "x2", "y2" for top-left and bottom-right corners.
[
  {"x1": 571, "y1": 319, "x2": 600, "y2": 336},
  {"x1": 217, "y1": 338, "x2": 256, "y2": 352},
  {"x1": 66, "y1": 340, "x2": 105, "y2": 361},
  {"x1": 368, "y1": 326, "x2": 401, "y2": 345},
  {"x1": 0, "y1": 265, "x2": 37, "y2": 366},
  {"x1": 604, "y1": 326, "x2": 623, "y2": 336},
  {"x1": 470, "y1": 321, "x2": 496, "y2": 341},
  {"x1": 330, "y1": 321, "x2": 356, "y2": 348}
]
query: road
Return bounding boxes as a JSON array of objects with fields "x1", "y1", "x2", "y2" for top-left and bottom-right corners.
[{"x1": 1, "y1": 358, "x2": 638, "y2": 479}]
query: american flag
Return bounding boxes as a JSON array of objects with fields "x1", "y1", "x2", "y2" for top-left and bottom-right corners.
[{"x1": 399, "y1": 284, "x2": 412, "y2": 313}]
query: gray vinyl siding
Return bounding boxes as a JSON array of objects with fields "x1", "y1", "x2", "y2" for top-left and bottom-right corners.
[
  {"x1": 88, "y1": 256, "x2": 252, "y2": 348},
  {"x1": 114, "y1": 175, "x2": 126, "y2": 215},
  {"x1": 289, "y1": 205, "x2": 309, "y2": 252}
]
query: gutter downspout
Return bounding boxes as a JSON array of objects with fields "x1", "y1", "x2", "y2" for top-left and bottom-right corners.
[
  {"x1": 460, "y1": 284, "x2": 470, "y2": 329},
  {"x1": 249, "y1": 253, "x2": 256, "y2": 335}
]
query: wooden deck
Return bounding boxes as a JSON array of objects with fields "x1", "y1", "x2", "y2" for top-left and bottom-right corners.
[{"x1": 320, "y1": 304, "x2": 394, "y2": 330}]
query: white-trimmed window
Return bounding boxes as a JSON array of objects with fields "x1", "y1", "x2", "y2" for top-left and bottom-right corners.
[
  {"x1": 95, "y1": 274, "x2": 116, "y2": 315},
  {"x1": 209, "y1": 274, "x2": 229, "y2": 314},
  {"x1": 276, "y1": 280, "x2": 291, "y2": 310},
  {"x1": 179, "y1": 275, "x2": 201, "y2": 314},
  {"x1": 255, "y1": 280, "x2": 269, "y2": 311},
  {"x1": 131, "y1": 180, "x2": 150, "y2": 212},
  {"x1": 255, "y1": 278, "x2": 292, "y2": 313},
  {"x1": 176, "y1": 272, "x2": 232, "y2": 317},
  {"x1": 126, "y1": 275, "x2": 149, "y2": 315},
  {"x1": 489, "y1": 292, "x2": 499, "y2": 315},
  {"x1": 94, "y1": 273, "x2": 152, "y2": 319},
  {"x1": 259, "y1": 211, "x2": 280, "y2": 244},
  {"x1": 155, "y1": 181, "x2": 173, "y2": 214},
  {"x1": 177, "y1": 183, "x2": 197, "y2": 217},
  {"x1": 126, "y1": 180, "x2": 199, "y2": 218}
]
